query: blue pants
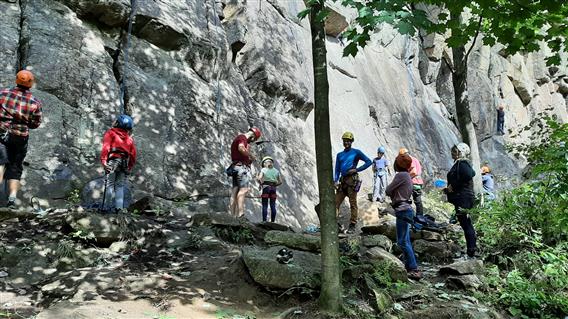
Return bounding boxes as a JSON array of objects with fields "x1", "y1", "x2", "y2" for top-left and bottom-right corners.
[
  {"x1": 261, "y1": 186, "x2": 277, "y2": 222},
  {"x1": 395, "y1": 208, "x2": 418, "y2": 270},
  {"x1": 105, "y1": 166, "x2": 127, "y2": 209}
]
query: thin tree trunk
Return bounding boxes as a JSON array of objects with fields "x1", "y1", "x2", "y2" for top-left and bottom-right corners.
[
  {"x1": 308, "y1": 2, "x2": 342, "y2": 314},
  {"x1": 451, "y1": 37, "x2": 482, "y2": 195}
]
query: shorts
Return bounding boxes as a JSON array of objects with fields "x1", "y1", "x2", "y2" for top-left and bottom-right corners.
[
  {"x1": 232, "y1": 165, "x2": 251, "y2": 188},
  {"x1": 0, "y1": 134, "x2": 29, "y2": 180}
]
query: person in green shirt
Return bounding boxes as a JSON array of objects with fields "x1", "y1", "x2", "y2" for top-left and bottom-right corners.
[{"x1": 257, "y1": 156, "x2": 283, "y2": 222}]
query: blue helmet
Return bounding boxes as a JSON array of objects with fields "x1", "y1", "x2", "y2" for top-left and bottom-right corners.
[
  {"x1": 377, "y1": 146, "x2": 386, "y2": 153},
  {"x1": 115, "y1": 114, "x2": 133, "y2": 130}
]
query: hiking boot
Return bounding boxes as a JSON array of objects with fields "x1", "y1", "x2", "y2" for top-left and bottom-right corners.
[
  {"x1": 347, "y1": 223, "x2": 357, "y2": 234},
  {"x1": 407, "y1": 270, "x2": 422, "y2": 280},
  {"x1": 6, "y1": 200, "x2": 16, "y2": 208}
]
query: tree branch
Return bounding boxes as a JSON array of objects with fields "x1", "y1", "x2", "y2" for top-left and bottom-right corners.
[{"x1": 465, "y1": 15, "x2": 483, "y2": 60}]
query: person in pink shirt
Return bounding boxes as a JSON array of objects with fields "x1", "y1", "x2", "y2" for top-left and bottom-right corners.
[{"x1": 399, "y1": 148, "x2": 424, "y2": 216}]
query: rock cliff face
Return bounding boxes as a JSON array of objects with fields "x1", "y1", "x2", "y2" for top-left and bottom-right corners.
[{"x1": 0, "y1": 0, "x2": 566, "y2": 228}]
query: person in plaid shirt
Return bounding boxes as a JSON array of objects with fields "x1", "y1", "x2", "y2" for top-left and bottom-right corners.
[{"x1": 0, "y1": 70, "x2": 42, "y2": 207}]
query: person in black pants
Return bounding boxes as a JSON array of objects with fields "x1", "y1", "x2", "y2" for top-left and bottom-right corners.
[
  {"x1": 444, "y1": 143, "x2": 477, "y2": 258},
  {"x1": 496, "y1": 105, "x2": 505, "y2": 135}
]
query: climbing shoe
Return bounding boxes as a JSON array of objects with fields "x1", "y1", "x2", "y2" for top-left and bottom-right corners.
[
  {"x1": 347, "y1": 223, "x2": 357, "y2": 234},
  {"x1": 407, "y1": 270, "x2": 422, "y2": 280}
]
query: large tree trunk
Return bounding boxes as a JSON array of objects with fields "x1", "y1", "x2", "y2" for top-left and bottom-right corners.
[
  {"x1": 451, "y1": 43, "x2": 482, "y2": 195},
  {"x1": 308, "y1": 2, "x2": 342, "y2": 314}
]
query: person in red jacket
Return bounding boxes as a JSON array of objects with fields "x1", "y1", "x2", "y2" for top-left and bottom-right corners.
[
  {"x1": 100, "y1": 114, "x2": 137, "y2": 212},
  {"x1": 0, "y1": 70, "x2": 42, "y2": 208}
]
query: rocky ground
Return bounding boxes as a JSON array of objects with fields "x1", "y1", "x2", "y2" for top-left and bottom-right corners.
[{"x1": 0, "y1": 195, "x2": 508, "y2": 319}]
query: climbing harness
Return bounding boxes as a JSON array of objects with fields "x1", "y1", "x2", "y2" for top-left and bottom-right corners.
[{"x1": 119, "y1": 0, "x2": 138, "y2": 114}]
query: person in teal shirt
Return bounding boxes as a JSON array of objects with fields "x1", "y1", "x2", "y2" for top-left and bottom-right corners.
[
  {"x1": 334, "y1": 132, "x2": 372, "y2": 233},
  {"x1": 257, "y1": 156, "x2": 283, "y2": 222}
]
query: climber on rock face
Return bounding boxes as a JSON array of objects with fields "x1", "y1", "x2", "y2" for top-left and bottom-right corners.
[
  {"x1": 229, "y1": 127, "x2": 261, "y2": 218},
  {"x1": 100, "y1": 114, "x2": 137, "y2": 213},
  {"x1": 496, "y1": 105, "x2": 505, "y2": 135},
  {"x1": 0, "y1": 70, "x2": 43, "y2": 208},
  {"x1": 334, "y1": 131, "x2": 372, "y2": 234},
  {"x1": 444, "y1": 143, "x2": 478, "y2": 259},
  {"x1": 399, "y1": 148, "x2": 424, "y2": 216}
]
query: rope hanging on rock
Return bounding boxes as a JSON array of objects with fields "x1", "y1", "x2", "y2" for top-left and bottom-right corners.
[{"x1": 119, "y1": 0, "x2": 138, "y2": 115}]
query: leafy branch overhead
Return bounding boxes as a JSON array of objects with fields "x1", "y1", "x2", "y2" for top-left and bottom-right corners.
[{"x1": 338, "y1": 0, "x2": 568, "y2": 65}]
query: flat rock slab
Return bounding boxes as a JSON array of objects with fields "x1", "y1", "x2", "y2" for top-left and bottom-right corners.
[
  {"x1": 242, "y1": 245, "x2": 321, "y2": 289},
  {"x1": 440, "y1": 259, "x2": 484, "y2": 275},
  {"x1": 264, "y1": 230, "x2": 321, "y2": 252}
]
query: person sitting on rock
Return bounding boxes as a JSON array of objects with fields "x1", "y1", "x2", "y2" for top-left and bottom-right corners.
[
  {"x1": 444, "y1": 143, "x2": 477, "y2": 259},
  {"x1": 0, "y1": 70, "x2": 43, "y2": 208},
  {"x1": 334, "y1": 131, "x2": 372, "y2": 234},
  {"x1": 256, "y1": 156, "x2": 283, "y2": 223},
  {"x1": 372, "y1": 146, "x2": 391, "y2": 203},
  {"x1": 481, "y1": 164, "x2": 496, "y2": 201},
  {"x1": 100, "y1": 114, "x2": 137, "y2": 213},
  {"x1": 385, "y1": 152, "x2": 422, "y2": 280}
]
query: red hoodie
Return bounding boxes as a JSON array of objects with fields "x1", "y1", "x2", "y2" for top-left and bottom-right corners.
[{"x1": 100, "y1": 127, "x2": 137, "y2": 171}]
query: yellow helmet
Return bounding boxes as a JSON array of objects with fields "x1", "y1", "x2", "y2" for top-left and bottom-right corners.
[
  {"x1": 481, "y1": 165, "x2": 491, "y2": 174},
  {"x1": 342, "y1": 131, "x2": 354, "y2": 141}
]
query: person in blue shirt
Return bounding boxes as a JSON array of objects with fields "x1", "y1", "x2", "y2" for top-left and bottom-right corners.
[{"x1": 334, "y1": 131, "x2": 372, "y2": 233}]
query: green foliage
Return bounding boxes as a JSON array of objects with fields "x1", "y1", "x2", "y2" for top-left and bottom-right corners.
[
  {"x1": 70, "y1": 228, "x2": 96, "y2": 241},
  {"x1": 339, "y1": 0, "x2": 568, "y2": 64},
  {"x1": 476, "y1": 118, "x2": 568, "y2": 318},
  {"x1": 185, "y1": 232, "x2": 202, "y2": 250},
  {"x1": 213, "y1": 227, "x2": 254, "y2": 244},
  {"x1": 66, "y1": 188, "x2": 81, "y2": 205},
  {"x1": 55, "y1": 239, "x2": 76, "y2": 259}
]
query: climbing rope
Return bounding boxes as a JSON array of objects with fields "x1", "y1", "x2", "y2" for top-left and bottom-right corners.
[{"x1": 119, "y1": 0, "x2": 138, "y2": 115}]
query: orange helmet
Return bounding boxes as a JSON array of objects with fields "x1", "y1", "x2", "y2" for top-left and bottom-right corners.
[
  {"x1": 481, "y1": 165, "x2": 491, "y2": 174},
  {"x1": 399, "y1": 148, "x2": 409, "y2": 155},
  {"x1": 16, "y1": 70, "x2": 34, "y2": 88}
]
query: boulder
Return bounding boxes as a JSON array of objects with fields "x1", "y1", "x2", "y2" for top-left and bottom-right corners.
[
  {"x1": 365, "y1": 247, "x2": 408, "y2": 282},
  {"x1": 446, "y1": 274, "x2": 483, "y2": 291},
  {"x1": 241, "y1": 246, "x2": 320, "y2": 289},
  {"x1": 361, "y1": 234, "x2": 393, "y2": 251},
  {"x1": 361, "y1": 222, "x2": 397, "y2": 240},
  {"x1": 361, "y1": 221, "x2": 422, "y2": 241},
  {"x1": 324, "y1": 7, "x2": 348, "y2": 37},
  {"x1": 264, "y1": 230, "x2": 321, "y2": 252},
  {"x1": 420, "y1": 230, "x2": 444, "y2": 241},
  {"x1": 439, "y1": 259, "x2": 484, "y2": 276},
  {"x1": 413, "y1": 239, "x2": 460, "y2": 262}
]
